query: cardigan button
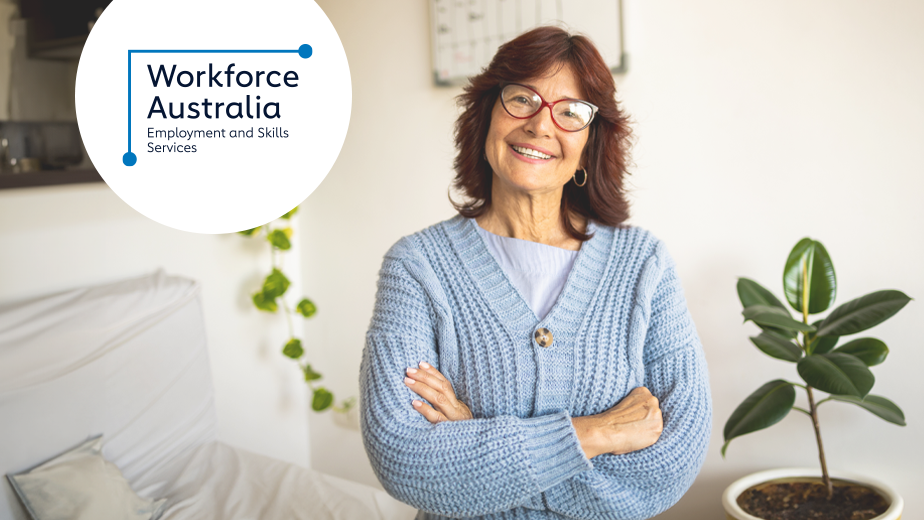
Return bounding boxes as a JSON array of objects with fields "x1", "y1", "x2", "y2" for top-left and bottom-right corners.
[{"x1": 534, "y1": 328, "x2": 553, "y2": 348}]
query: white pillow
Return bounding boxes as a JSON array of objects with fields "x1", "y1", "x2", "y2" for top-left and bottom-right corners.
[{"x1": 7, "y1": 436, "x2": 166, "y2": 520}]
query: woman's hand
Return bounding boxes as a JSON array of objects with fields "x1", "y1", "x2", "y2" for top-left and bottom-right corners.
[
  {"x1": 404, "y1": 362, "x2": 473, "y2": 424},
  {"x1": 571, "y1": 387, "x2": 663, "y2": 459}
]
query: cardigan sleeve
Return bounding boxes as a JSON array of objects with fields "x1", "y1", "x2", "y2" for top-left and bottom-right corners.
[
  {"x1": 360, "y1": 240, "x2": 593, "y2": 517},
  {"x1": 543, "y1": 245, "x2": 712, "y2": 520}
]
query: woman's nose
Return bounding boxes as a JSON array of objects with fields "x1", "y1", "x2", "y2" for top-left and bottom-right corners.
[{"x1": 523, "y1": 105, "x2": 555, "y2": 137}]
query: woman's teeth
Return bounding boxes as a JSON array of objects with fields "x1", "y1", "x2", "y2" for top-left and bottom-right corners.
[{"x1": 511, "y1": 145, "x2": 552, "y2": 160}]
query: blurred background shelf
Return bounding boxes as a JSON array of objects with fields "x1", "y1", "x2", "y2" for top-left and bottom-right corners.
[
  {"x1": 27, "y1": 33, "x2": 87, "y2": 60},
  {"x1": 0, "y1": 168, "x2": 103, "y2": 190}
]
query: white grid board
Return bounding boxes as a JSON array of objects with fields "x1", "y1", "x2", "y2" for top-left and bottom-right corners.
[{"x1": 430, "y1": 0, "x2": 624, "y2": 85}]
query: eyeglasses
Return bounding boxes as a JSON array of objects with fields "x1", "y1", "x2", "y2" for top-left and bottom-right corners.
[{"x1": 499, "y1": 83, "x2": 598, "y2": 132}]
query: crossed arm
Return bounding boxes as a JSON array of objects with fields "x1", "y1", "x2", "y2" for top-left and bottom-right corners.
[
  {"x1": 361, "y1": 244, "x2": 711, "y2": 519},
  {"x1": 403, "y1": 362, "x2": 665, "y2": 460}
]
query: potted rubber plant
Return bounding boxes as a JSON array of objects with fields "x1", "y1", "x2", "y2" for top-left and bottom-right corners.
[{"x1": 721, "y1": 238, "x2": 911, "y2": 520}]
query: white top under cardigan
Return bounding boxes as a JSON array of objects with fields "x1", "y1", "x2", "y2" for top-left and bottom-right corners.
[{"x1": 473, "y1": 219, "x2": 580, "y2": 321}]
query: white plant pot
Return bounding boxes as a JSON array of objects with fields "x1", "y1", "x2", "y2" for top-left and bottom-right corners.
[{"x1": 722, "y1": 468, "x2": 903, "y2": 520}]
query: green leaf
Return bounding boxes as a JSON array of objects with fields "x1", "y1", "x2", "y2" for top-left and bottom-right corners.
[
  {"x1": 827, "y1": 394, "x2": 906, "y2": 426},
  {"x1": 749, "y1": 332, "x2": 803, "y2": 362},
  {"x1": 765, "y1": 326, "x2": 797, "y2": 340},
  {"x1": 832, "y1": 338, "x2": 889, "y2": 366},
  {"x1": 737, "y1": 279, "x2": 795, "y2": 338},
  {"x1": 797, "y1": 353, "x2": 874, "y2": 398},
  {"x1": 238, "y1": 226, "x2": 261, "y2": 236},
  {"x1": 262, "y1": 268, "x2": 290, "y2": 299},
  {"x1": 303, "y1": 363, "x2": 322, "y2": 382},
  {"x1": 722, "y1": 380, "x2": 796, "y2": 457},
  {"x1": 296, "y1": 298, "x2": 317, "y2": 318},
  {"x1": 737, "y1": 278, "x2": 788, "y2": 311},
  {"x1": 267, "y1": 229, "x2": 292, "y2": 250},
  {"x1": 742, "y1": 305, "x2": 816, "y2": 333},
  {"x1": 312, "y1": 387, "x2": 334, "y2": 411},
  {"x1": 252, "y1": 291, "x2": 278, "y2": 313},
  {"x1": 280, "y1": 206, "x2": 299, "y2": 219},
  {"x1": 282, "y1": 338, "x2": 304, "y2": 359},
  {"x1": 810, "y1": 335, "x2": 839, "y2": 355},
  {"x1": 783, "y1": 238, "x2": 837, "y2": 314},
  {"x1": 816, "y1": 290, "x2": 912, "y2": 337},
  {"x1": 807, "y1": 320, "x2": 838, "y2": 355}
]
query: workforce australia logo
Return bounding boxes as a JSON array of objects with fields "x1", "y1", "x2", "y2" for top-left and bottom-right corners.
[
  {"x1": 146, "y1": 63, "x2": 299, "y2": 120},
  {"x1": 122, "y1": 44, "x2": 311, "y2": 166}
]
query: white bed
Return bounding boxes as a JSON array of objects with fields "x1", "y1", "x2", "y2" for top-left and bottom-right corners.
[{"x1": 0, "y1": 271, "x2": 414, "y2": 520}]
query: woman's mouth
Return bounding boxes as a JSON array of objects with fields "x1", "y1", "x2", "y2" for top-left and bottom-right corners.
[{"x1": 510, "y1": 144, "x2": 554, "y2": 161}]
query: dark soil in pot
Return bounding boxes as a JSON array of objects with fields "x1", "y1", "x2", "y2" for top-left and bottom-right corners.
[{"x1": 736, "y1": 478, "x2": 889, "y2": 520}]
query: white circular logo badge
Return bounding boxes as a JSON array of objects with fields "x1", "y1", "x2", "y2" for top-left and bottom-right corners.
[{"x1": 76, "y1": 0, "x2": 351, "y2": 234}]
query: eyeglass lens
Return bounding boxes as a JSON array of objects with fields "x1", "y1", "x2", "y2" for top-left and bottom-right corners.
[{"x1": 501, "y1": 84, "x2": 594, "y2": 131}]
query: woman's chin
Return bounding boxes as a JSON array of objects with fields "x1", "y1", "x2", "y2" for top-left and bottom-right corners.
[{"x1": 496, "y1": 174, "x2": 567, "y2": 196}]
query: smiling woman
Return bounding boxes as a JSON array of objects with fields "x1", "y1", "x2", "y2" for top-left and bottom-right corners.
[
  {"x1": 360, "y1": 26, "x2": 712, "y2": 520},
  {"x1": 452, "y1": 26, "x2": 633, "y2": 247},
  {"x1": 481, "y1": 68, "x2": 591, "y2": 239}
]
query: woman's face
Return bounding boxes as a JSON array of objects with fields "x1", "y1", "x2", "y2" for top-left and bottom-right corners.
[{"x1": 484, "y1": 64, "x2": 590, "y2": 197}]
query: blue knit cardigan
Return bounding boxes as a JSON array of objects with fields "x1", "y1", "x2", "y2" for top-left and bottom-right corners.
[{"x1": 360, "y1": 216, "x2": 711, "y2": 520}]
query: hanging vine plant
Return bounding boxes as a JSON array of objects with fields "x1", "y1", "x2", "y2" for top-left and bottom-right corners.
[{"x1": 239, "y1": 206, "x2": 355, "y2": 413}]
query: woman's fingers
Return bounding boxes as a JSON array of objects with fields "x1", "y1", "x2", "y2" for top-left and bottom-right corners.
[
  {"x1": 404, "y1": 362, "x2": 474, "y2": 422},
  {"x1": 412, "y1": 399, "x2": 448, "y2": 424},
  {"x1": 404, "y1": 372, "x2": 453, "y2": 409},
  {"x1": 406, "y1": 364, "x2": 453, "y2": 398},
  {"x1": 418, "y1": 361, "x2": 450, "y2": 384}
]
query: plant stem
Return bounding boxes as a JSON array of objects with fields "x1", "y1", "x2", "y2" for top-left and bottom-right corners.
[
  {"x1": 801, "y1": 257, "x2": 810, "y2": 324},
  {"x1": 801, "y1": 258, "x2": 813, "y2": 354},
  {"x1": 801, "y1": 257, "x2": 831, "y2": 497},
  {"x1": 268, "y1": 227, "x2": 277, "y2": 269},
  {"x1": 791, "y1": 406, "x2": 812, "y2": 416},
  {"x1": 806, "y1": 386, "x2": 833, "y2": 498},
  {"x1": 282, "y1": 298, "x2": 295, "y2": 339}
]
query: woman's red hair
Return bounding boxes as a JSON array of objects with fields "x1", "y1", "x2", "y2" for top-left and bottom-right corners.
[{"x1": 452, "y1": 26, "x2": 633, "y2": 240}]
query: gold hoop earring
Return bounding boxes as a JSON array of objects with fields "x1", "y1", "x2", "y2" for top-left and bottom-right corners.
[{"x1": 574, "y1": 168, "x2": 588, "y2": 187}]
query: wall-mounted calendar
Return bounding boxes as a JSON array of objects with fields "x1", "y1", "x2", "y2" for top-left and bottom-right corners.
[{"x1": 430, "y1": 0, "x2": 625, "y2": 86}]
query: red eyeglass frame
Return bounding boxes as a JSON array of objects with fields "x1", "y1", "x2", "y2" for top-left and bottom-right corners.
[{"x1": 499, "y1": 83, "x2": 599, "y2": 132}]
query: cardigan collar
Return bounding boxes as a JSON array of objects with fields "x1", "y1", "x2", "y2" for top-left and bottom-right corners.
[{"x1": 441, "y1": 215, "x2": 616, "y2": 336}]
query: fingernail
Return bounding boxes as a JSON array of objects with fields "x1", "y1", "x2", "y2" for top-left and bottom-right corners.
[
  {"x1": 420, "y1": 362, "x2": 431, "y2": 369},
  {"x1": 404, "y1": 377, "x2": 415, "y2": 385},
  {"x1": 406, "y1": 367, "x2": 417, "y2": 374},
  {"x1": 412, "y1": 400, "x2": 422, "y2": 408}
]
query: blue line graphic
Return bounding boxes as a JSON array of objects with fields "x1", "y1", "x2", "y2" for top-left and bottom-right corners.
[{"x1": 124, "y1": 44, "x2": 312, "y2": 167}]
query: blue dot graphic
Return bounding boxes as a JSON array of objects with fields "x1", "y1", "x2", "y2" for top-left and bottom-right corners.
[
  {"x1": 123, "y1": 152, "x2": 137, "y2": 166},
  {"x1": 298, "y1": 44, "x2": 312, "y2": 59}
]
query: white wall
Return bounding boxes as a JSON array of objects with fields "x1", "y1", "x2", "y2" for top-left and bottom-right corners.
[
  {"x1": 619, "y1": 1, "x2": 924, "y2": 517},
  {"x1": 303, "y1": 0, "x2": 924, "y2": 517}
]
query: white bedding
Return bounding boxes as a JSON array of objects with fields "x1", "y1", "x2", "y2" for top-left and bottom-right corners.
[
  {"x1": 159, "y1": 441, "x2": 414, "y2": 520},
  {"x1": 0, "y1": 271, "x2": 415, "y2": 520},
  {"x1": 0, "y1": 272, "x2": 217, "y2": 519}
]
